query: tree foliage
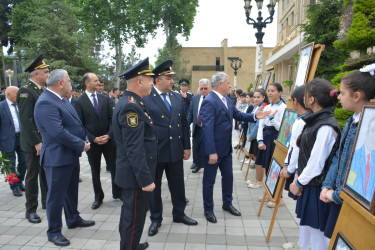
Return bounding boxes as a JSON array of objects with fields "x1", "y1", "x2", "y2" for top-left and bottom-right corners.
[
  {"x1": 334, "y1": 0, "x2": 375, "y2": 53},
  {"x1": 300, "y1": 0, "x2": 348, "y2": 81},
  {"x1": 10, "y1": 0, "x2": 99, "y2": 86}
]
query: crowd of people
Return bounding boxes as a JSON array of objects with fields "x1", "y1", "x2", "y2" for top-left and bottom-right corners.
[{"x1": 1, "y1": 53, "x2": 375, "y2": 250}]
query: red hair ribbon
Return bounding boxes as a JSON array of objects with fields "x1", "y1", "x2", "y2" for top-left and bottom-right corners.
[{"x1": 329, "y1": 89, "x2": 339, "y2": 97}]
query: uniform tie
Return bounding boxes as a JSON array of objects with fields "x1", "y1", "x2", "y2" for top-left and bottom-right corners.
[
  {"x1": 161, "y1": 93, "x2": 172, "y2": 112},
  {"x1": 91, "y1": 93, "x2": 99, "y2": 114}
]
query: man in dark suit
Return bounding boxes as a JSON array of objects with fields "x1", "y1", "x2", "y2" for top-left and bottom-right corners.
[
  {"x1": 144, "y1": 60, "x2": 197, "y2": 237},
  {"x1": 34, "y1": 69, "x2": 95, "y2": 246},
  {"x1": 187, "y1": 78, "x2": 211, "y2": 173},
  {"x1": 74, "y1": 72, "x2": 121, "y2": 210},
  {"x1": 113, "y1": 57, "x2": 156, "y2": 250},
  {"x1": 199, "y1": 72, "x2": 270, "y2": 223},
  {"x1": 178, "y1": 79, "x2": 192, "y2": 113},
  {"x1": 0, "y1": 86, "x2": 27, "y2": 196},
  {"x1": 17, "y1": 54, "x2": 49, "y2": 223}
]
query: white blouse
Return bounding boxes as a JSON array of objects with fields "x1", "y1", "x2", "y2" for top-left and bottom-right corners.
[{"x1": 257, "y1": 100, "x2": 286, "y2": 142}]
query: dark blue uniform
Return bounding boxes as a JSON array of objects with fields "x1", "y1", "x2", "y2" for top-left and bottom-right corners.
[{"x1": 113, "y1": 90, "x2": 157, "y2": 250}]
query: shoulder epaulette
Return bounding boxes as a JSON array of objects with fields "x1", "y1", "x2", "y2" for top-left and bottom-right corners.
[{"x1": 128, "y1": 96, "x2": 137, "y2": 104}]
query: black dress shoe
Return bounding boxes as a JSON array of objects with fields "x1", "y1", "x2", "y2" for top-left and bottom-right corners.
[
  {"x1": 137, "y1": 242, "x2": 149, "y2": 250},
  {"x1": 222, "y1": 205, "x2": 241, "y2": 216},
  {"x1": 234, "y1": 145, "x2": 239, "y2": 149},
  {"x1": 48, "y1": 234, "x2": 70, "y2": 246},
  {"x1": 113, "y1": 195, "x2": 123, "y2": 201},
  {"x1": 190, "y1": 163, "x2": 196, "y2": 169},
  {"x1": 68, "y1": 219, "x2": 95, "y2": 229},
  {"x1": 92, "y1": 200, "x2": 103, "y2": 210},
  {"x1": 26, "y1": 212, "x2": 41, "y2": 223},
  {"x1": 204, "y1": 211, "x2": 217, "y2": 223},
  {"x1": 148, "y1": 222, "x2": 161, "y2": 236},
  {"x1": 12, "y1": 187, "x2": 22, "y2": 197},
  {"x1": 192, "y1": 165, "x2": 201, "y2": 173},
  {"x1": 79, "y1": 177, "x2": 82, "y2": 183},
  {"x1": 173, "y1": 215, "x2": 198, "y2": 225},
  {"x1": 42, "y1": 204, "x2": 46, "y2": 209},
  {"x1": 19, "y1": 183, "x2": 25, "y2": 191}
]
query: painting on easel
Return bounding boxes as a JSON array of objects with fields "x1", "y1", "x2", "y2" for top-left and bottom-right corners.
[
  {"x1": 332, "y1": 232, "x2": 354, "y2": 250},
  {"x1": 277, "y1": 109, "x2": 298, "y2": 148},
  {"x1": 265, "y1": 158, "x2": 282, "y2": 198},
  {"x1": 293, "y1": 42, "x2": 315, "y2": 91}
]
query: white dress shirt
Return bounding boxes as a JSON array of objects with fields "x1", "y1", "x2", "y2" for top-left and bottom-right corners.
[
  {"x1": 154, "y1": 87, "x2": 171, "y2": 105},
  {"x1": 257, "y1": 100, "x2": 286, "y2": 141},
  {"x1": 6, "y1": 98, "x2": 20, "y2": 133},
  {"x1": 85, "y1": 90, "x2": 99, "y2": 107}
]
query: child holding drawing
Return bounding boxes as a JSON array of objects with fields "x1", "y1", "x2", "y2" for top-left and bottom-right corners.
[
  {"x1": 289, "y1": 78, "x2": 341, "y2": 250},
  {"x1": 320, "y1": 70, "x2": 375, "y2": 239}
]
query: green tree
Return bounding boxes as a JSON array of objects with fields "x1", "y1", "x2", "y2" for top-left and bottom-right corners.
[
  {"x1": 0, "y1": 0, "x2": 12, "y2": 87},
  {"x1": 71, "y1": 0, "x2": 158, "y2": 88},
  {"x1": 10, "y1": 0, "x2": 99, "y2": 84},
  {"x1": 300, "y1": 0, "x2": 348, "y2": 81},
  {"x1": 334, "y1": 0, "x2": 375, "y2": 53}
]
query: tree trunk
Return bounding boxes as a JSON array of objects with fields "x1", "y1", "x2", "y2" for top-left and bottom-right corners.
[
  {"x1": 115, "y1": 40, "x2": 122, "y2": 88},
  {"x1": 1, "y1": 44, "x2": 7, "y2": 88}
]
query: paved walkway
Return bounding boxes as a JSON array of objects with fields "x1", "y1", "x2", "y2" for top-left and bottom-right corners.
[{"x1": 0, "y1": 137, "x2": 299, "y2": 249}]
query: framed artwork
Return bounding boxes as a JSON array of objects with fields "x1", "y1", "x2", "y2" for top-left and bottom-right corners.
[
  {"x1": 245, "y1": 141, "x2": 251, "y2": 151},
  {"x1": 254, "y1": 74, "x2": 261, "y2": 90},
  {"x1": 277, "y1": 109, "x2": 298, "y2": 148},
  {"x1": 343, "y1": 103, "x2": 375, "y2": 214},
  {"x1": 332, "y1": 232, "x2": 354, "y2": 250},
  {"x1": 265, "y1": 158, "x2": 282, "y2": 198},
  {"x1": 293, "y1": 42, "x2": 315, "y2": 91},
  {"x1": 262, "y1": 72, "x2": 272, "y2": 90}
]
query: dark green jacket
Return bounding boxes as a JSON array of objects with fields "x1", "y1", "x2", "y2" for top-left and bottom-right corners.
[{"x1": 17, "y1": 81, "x2": 43, "y2": 152}]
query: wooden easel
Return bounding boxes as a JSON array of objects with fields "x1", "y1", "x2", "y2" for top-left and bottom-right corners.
[
  {"x1": 257, "y1": 43, "x2": 325, "y2": 243},
  {"x1": 240, "y1": 144, "x2": 253, "y2": 181}
]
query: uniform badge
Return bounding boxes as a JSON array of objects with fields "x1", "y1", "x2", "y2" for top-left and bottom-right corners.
[
  {"x1": 127, "y1": 113, "x2": 138, "y2": 127},
  {"x1": 20, "y1": 93, "x2": 28, "y2": 98}
]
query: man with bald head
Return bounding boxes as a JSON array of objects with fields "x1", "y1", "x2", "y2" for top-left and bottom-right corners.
[
  {"x1": 73, "y1": 72, "x2": 121, "y2": 210},
  {"x1": 0, "y1": 86, "x2": 27, "y2": 197}
]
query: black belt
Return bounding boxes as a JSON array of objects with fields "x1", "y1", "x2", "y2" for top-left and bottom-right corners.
[{"x1": 15, "y1": 132, "x2": 20, "y2": 136}]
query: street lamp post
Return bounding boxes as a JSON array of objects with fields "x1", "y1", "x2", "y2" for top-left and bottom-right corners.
[
  {"x1": 244, "y1": 0, "x2": 276, "y2": 80},
  {"x1": 229, "y1": 57, "x2": 242, "y2": 89},
  {"x1": 5, "y1": 69, "x2": 14, "y2": 87}
]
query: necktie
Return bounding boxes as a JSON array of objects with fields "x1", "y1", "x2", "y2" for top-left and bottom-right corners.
[
  {"x1": 91, "y1": 93, "x2": 99, "y2": 114},
  {"x1": 197, "y1": 96, "x2": 205, "y2": 126},
  {"x1": 11, "y1": 103, "x2": 19, "y2": 120},
  {"x1": 365, "y1": 153, "x2": 370, "y2": 195},
  {"x1": 222, "y1": 97, "x2": 228, "y2": 109},
  {"x1": 63, "y1": 98, "x2": 75, "y2": 113},
  {"x1": 161, "y1": 93, "x2": 172, "y2": 112}
]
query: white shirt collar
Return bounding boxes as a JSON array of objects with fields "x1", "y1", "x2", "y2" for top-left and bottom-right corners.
[
  {"x1": 85, "y1": 90, "x2": 97, "y2": 98},
  {"x1": 353, "y1": 112, "x2": 361, "y2": 123},
  {"x1": 6, "y1": 98, "x2": 15, "y2": 107},
  {"x1": 212, "y1": 90, "x2": 224, "y2": 100},
  {"x1": 29, "y1": 79, "x2": 43, "y2": 89},
  {"x1": 46, "y1": 88, "x2": 63, "y2": 100},
  {"x1": 154, "y1": 86, "x2": 167, "y2": 96}
]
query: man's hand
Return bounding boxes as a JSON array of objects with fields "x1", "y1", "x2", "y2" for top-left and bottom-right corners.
[
  {"x1": 208, "y1": 153, "x2": 218, "y2": 165},
  {"x1": 101, "y1": 135, "x2": 110, "y2": 144},
  {"x1": 83, "y1": 140, "x2": 91, "y2": 152},
  {"x1": 238, "y1": 124, "x2": 242, "y2": 130},
  {"x1": 183, "y1": 149, "x2": 191, "y2": 160},
  {"x1": 258, "y1": 143, "x2": 266, "y2": 150},
  {"x1": 142, "y1": 182, "x2": 155, "y2": 192},
  {"x1": 181, "y1": 92, "x2": 187, "y2": 98},
  {"x1": 35, "y1": 143, "x2": 42, "y2": 156},
  {"x1": 255, "y1": 109, "x2": 272, "y2": 119},
  {"x1": 94, "y1": 135, "x2": 109, "y2": 145}
]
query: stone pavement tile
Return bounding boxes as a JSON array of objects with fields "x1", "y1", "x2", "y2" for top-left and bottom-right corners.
[
  {"x1": 226, "y1": 235, "x2": 247, "y2": 246},
  {"x1": 207, "y1": 225, "x2": 225, "y2": 235},
  {"x1": 91, "y1": 229, "x2": 113, "y2": 240},
  {"x1": 170, "y1": 223, "x2": 189, "y2": 234},
  {"x1": 105, "y1": 214, "x2": 119, "y2": 223},
  {"x1": 245, "y1": 236, "x2": 269, "y2": 247},
  {"x1": 81, "y1": 239, "x2": 106, "y2": 249},
  {"x1": 281, "y1": 228, "x2": 299, "y2": 238},
  {"x1": 242, "y1": 219, "x2": 262, "y2": 228},
  {"x1": 7, "y1": 236, "x2": 33, "y2": 245},
  {"x1": 186, "y1": 233, "x2": 206, "y2": 244},
  {"x1": 266, "y1": 236, "x2": 286, "y2": 248},
  {"x1": 0, "y1": 235, "x2": 16, "y2": 244},
  {"x1": 26, "y1": 236, "x2": 47, "y2": 247},
  {"x1": 166, "y1": 233, "x2": 187, "y2": 243},
  {"x1": 90, "y1": 213, "x2": 109, "y2": 222},
  {"x1": 19, "y1": 246, "x2": 40, "y2": 250},
  {"x1": 5, "y1": 226, "x2": 28, "y2": 236},
  {"x1": 277, "y1": 220, "x2": 298, "y2": 228},
  {"x1": 98, "y1": 221, "x2": 118, "y2": 231},
  {"x1": 260, "y1": 220, "x2": 280, "y2": 229},
  {"x1": 147, "y1": 232, "x2": 168, "y2": 242},
  {"x1": 262, "y1": 227, "x2": 284, "y2": 237},
  {"x1": 1, "y1": 245, "x2": 21, "y2": 250},
  {"x1": 205, "y1": 234, "x2": 226, "y2": 245},
  {"x1": 61, "y1": 228, "x2": 78, "y2": 238},
  {"x1": 226, "y1": 226, "x2": 245, "y2": 236},
  {"x1": 227, "y1": 246, "x2": 248, "y2": 250},
  {"x1": 246, "y1": 247, "x2": 269, "y2": 250},
  {"x1": 185, "y1": 243, "x2": 206, "y2": 250},
  {"x1": 2, "y1": 218, "x2": 24, "y2": 226},
  {"x1": 225, "y1": 219, "x2": 243, "y2": 227},
  {"x1": 269, "y1": 248, "x2": 284, "y2": 250},
  {"x1": 164, "y1": 242, "x2": 186, "y2": 249},
  {"x1": 147, "y1": 242, "x2": 165, "y2": 250},
  {"x1": 101, "y1": 240, "x2": 120, "y2": 250},
  {"x1": 73, "y1": 228, "x2": 96, "y2": 239},
  {"x1": 20, "y1": 226, "x2": 45, "y2": 237},
  {"x1": 108, "y1": 231, "x2": 121, "y2": 241},
  {"x1": 188, "y1": 225, "x2": 207, "y2": 234},
  {"x1": 244, "y1": 227, "x2": 265, "y2": 237},
  {"x1": 206, "y1": 245, "x2": 227, "y2": 250}
]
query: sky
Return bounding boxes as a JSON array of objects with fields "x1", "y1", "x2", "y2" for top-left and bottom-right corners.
[{"x1": 115, "y1": 0, "x2": 278, "y2": 66}]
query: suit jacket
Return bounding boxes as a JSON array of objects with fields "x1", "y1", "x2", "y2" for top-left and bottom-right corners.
[
  {"x1": 199, "y1": 91, "x2": 256, "y2": 158},
  {"x1": 34, "y1": 89, "x2": 86, "y2": 167},
  {"x1": 17, "y1": 81, "x2": 43, "y2": 152},
  {"x1": 187, "y1": 94, "x2": 202, "y2": 137},
  {"x1": 0, "y1": 100, "x2": 17, "y2": 152},
  {"x1": 113, "y1": 91, "x2": 157, "y2": 189},
  {"x1": 144, "y1": 87, "x2": 190, "y2": 163},
  {"x1": 73, "y1": 92, "x2": 113, "y2": 142}
]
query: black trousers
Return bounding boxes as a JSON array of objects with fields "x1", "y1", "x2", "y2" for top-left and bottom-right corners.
[
  {"x1": 149, "y1": 160, "x2": 186, "y2": 222},
  {"x1": 25, "y1": 151, "x2": 48, "y2": 214},
  {"x1": 192, "y1": 126, "x2": 202, "y2": 167},
  {"x1": 119, "y1": 188, "x2": 149, "y2": 250},
  {"x1": 86, "y1": 139, "x2": 121, "y2": 201}
]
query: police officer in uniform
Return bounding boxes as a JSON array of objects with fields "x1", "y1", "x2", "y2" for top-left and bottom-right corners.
[
  {"x1": 17, "y1": 54, "x2": 49, "y2": 223},
  {"x1": 178, "y1": 79, "x2": 192, "y2": 113},
  {"x1": 144, "y1": 60, "x2": 197, "y2": 237},
  {"x1": 113, "y1": 58, "x2": 156, "y2": 250}
]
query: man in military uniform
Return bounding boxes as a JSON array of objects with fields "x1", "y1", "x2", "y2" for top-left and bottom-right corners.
[
  {"x1": 144, "y1": 60, "x2": 197, "y2": 237},
  {"x1": 113, "y1": 58, "x2": 156, "y2": 250},
  {"x1": 178, "y1": 79, "x2": 192, "y2": 113},
  {"x1": 17, "y1": 54, "x2": 49, "y2": 223}
]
